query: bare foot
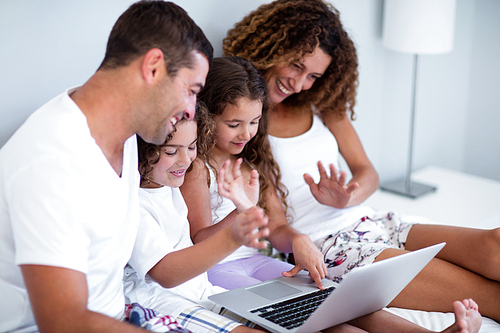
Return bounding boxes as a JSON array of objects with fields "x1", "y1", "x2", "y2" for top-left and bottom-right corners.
[{"x1": 442, "y1": 299, "x2": 482, "y2": 333}]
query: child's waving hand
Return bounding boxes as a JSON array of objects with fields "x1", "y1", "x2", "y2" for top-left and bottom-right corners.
[{"x1": 218, "y1": 158, "x2": 259, "y2": 212}]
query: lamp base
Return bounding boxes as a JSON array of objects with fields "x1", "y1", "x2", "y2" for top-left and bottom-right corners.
[{"x1": 380, "y1": 179, "x2": 437, "y2": 199}]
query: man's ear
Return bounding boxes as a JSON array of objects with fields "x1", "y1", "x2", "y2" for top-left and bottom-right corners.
[{"x1": 141, "y1": 48, "x2": 165, "y2": 85}]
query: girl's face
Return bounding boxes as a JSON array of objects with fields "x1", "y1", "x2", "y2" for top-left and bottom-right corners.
[
  {"x1": 148, "y1": 120, "x2": 197, "y2": 188},
  {"x1": 265, "y1": 46, "x2": 332, "y2": 104},
  {"x1": 214, "y1": 97, "x2": 262, "y2": 156}
]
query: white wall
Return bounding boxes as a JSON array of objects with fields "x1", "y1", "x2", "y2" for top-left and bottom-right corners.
[
  {"x1": 1, "y1": 0, "x2": 499, "y2": 182},
  {"x1": 463, "y1": 0, "x2": 500, "y2": 181},
  {"x1": 0, "y1": 0, "x2": 135, "y2": 146}
]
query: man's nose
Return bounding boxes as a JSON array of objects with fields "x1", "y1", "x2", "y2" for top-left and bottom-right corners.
[{"x1": 183, "y1": 95, "x2": 197, "y2": 120}]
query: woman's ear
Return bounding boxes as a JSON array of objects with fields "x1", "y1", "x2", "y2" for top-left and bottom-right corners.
[{"x1": 141, "y1": 48, "x2": 165, "y2": 85}]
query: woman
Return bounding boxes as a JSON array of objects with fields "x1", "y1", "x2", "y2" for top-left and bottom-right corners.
[
  {"x1": 180, "y1": 57, "x2": 482, "y2": 333},
  {"x1": 223, "y1": 0, "x2": 500, "y2": 322}
]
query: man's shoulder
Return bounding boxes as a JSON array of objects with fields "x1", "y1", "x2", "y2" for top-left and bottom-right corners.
[
  {"x1": 0, "y1": 89, "x2": 106, "y2": 193},
  {"x1": 5, "y1": 89, "x2": 87, "y2": 146}
]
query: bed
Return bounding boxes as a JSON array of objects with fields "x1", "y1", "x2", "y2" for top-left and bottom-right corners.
[
  {"x1": 385, "y1": 307, "x2": 499, "y2": 332},
  {"x1": 365, "y1": 166, "x2": 500, "y2": 332}
]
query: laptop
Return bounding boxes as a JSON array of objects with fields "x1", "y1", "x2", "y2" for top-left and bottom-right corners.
[{"x1": 209, "y1": 242, "x2": 445, "y2": 333}]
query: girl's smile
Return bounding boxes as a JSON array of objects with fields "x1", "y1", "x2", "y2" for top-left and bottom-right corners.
[
  {"x1": 147, "y1": 120, "x2": 198, "y2": 188},
  {"x1": 170, "y1": 168, "x2": 187, "y2": 178}
]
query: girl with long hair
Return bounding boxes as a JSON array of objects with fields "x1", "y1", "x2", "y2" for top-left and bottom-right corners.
[
  {"x1": 126, "y1": 105, "x2": 268, "y2": 333},
  {"x1": 181, "y1": 56, "x2": 321, "y2": 289}
]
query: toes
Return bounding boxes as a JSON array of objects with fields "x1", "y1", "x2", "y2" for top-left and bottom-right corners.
[
  {"x1": 462, "y1": 298, "x2": 479, "y2": 311},
  {"x1": 453, "y1": 300, "x2": 467, "y2": 322}
]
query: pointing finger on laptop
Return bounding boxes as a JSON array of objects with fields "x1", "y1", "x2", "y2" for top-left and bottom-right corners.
[{"x1": 282, "y1": 235, "x2": 327, "y2": 289}]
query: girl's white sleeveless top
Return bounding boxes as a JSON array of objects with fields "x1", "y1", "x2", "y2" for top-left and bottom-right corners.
[{"x1": 208, "y1": 165, "x2": 259, "y2": 263}]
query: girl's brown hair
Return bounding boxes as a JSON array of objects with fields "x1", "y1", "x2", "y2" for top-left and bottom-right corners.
[
  {"x1": 223, "y1": 0, "x2": 358, "y2": 121},
  {"x1": 197, "y1": 56, "x2": 289, "y2": 215},
  {"x1": 137, "y1": 101, "x2": 215, "y2": 187}
]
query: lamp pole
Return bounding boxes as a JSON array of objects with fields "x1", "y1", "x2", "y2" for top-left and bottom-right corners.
[
  {"x1": 380, "y1": 0, "x2": 456, "y2": 198},
  {"x1": 380, "y1": 54, "x2": 437, "y2": 198},
  {"x1": 405, "y1": 54, "x2": 419, "y2": 193}
]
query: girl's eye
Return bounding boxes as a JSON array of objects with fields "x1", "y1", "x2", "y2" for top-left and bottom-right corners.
[
  {"x1": 165, "y1": 150, "x2": 176, "y2": 156},
  {"x1": 228, "y1": 124, "x2": 238, "y2": 128},
  {"x1": 250, "y1": 121, "x2": 259, "y2": 125},
  {"x1": 188, "y1": 145, "x2": 196, "y2": 151}
]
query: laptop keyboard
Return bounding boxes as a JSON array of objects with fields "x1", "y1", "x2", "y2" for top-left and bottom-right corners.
[{"x1": 250, "y1": 286, "x2": 335, "y2": 330}]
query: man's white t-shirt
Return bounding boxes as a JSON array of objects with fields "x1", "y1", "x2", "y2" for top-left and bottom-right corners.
[
  {"x1": 125, "y1": 186, "x2": 225, "y2": 317},
  {"x1": 0, "y1": 88, "x2": 140, "y2": 332}
]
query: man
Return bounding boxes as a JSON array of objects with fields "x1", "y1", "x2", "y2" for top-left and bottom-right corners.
[{"x1": 0, "y1": 2, "x2": 267, "y2": 332}]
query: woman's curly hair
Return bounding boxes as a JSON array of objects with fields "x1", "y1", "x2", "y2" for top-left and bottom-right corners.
[
  {"x1": 197, "y1": 56, "x2": 289, "y2": 216},
  {"x1": 223, "y1": 0, "x2": 358, "y2": 121},
  {"x1": 137, "y1": 101, "x2": 215, "y2": 187}
]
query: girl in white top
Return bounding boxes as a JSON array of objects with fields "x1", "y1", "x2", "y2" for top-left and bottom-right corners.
[
  {"x1": 125, "y1": 105, "x2": 270, "y2": 333},
  {"x1": 181, "y1": 57, "x2": 327, "y2": 290}
]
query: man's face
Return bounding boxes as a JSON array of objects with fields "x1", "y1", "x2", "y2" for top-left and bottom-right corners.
[{"x1": 142, "y1": 51, "x2": 209, "y2": 144}]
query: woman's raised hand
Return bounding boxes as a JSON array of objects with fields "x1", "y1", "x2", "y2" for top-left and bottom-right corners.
[{"x1": 303, "y1": 161, "x2": 359, "y2": 209}]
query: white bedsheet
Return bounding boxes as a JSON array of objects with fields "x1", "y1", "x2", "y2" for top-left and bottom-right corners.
[{"x1": 386, "y1": 307, "x2": 499, "y2": 332}]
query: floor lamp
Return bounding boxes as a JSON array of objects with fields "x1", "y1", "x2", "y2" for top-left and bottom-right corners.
[{"x1": 380, "y1": 0, "x2": 456, "y2": 198}]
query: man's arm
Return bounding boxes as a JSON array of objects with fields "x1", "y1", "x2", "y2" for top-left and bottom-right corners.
[{"x1": 21, "y1": 265, "x2": 146, "y2": 333}]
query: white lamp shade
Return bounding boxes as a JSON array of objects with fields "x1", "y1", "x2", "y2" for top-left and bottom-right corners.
[{"x1": 383, "y1": 0, "x2": 456, "y2": 55}]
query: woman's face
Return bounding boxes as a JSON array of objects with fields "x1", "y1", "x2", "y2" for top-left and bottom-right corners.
[{"x1": 265, "y1": 46, "x2": 332, "y2": 104}]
